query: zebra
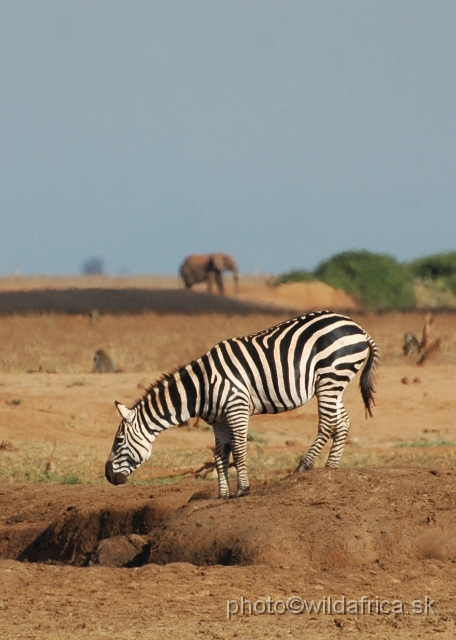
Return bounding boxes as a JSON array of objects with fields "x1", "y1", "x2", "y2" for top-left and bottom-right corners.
[{"x1": 105, "y1": 311, "x2": 378, "y2": 499}]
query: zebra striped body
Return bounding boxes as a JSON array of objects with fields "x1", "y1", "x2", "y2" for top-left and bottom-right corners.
[{"x1": 105, "y1": 311, "x2": 378, "y2": 498}]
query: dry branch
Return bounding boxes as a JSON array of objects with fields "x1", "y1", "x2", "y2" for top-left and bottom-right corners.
[
  {"x1": 403, "y1": 313, "x2": 441, "y2": 365},
  {"x1": 417, "y1": 338, "x2": 442, "y2": 366}
]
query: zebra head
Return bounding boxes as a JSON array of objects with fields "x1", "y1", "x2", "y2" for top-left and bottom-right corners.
[{"x1": 105, "y1": 401, "x2": 154, "y2": 485}]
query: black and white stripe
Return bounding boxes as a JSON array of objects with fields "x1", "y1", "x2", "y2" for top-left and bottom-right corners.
[{"x1": 105, "y1": 311, "x2": 378, "y2": 498}]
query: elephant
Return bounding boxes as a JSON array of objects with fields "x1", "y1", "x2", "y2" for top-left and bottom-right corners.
[{"x1": 179, "y1": 253, "x2": 239, "y2": 295}]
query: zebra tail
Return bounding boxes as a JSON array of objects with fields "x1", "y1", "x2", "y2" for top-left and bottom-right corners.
[{"x1": 360, "y1": 336, "x2": 379, "y2": 418}]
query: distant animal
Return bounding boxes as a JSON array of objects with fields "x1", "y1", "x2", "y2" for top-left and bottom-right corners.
[
  {"x1": 89, "y1": 309, "x2": 100, "y2": 324},
  {"x1": 179, "y1": 253, "x2": 239, "y2": 295},
  {"x1": 403, "y1": 332, "x2": 420, "y2": 356},
  {"x1": 105, "y1": 311, "x2": 378, "y2": 499},
  {"x1": 93, "y1": 349, "x2": 117, "y2": 373}
]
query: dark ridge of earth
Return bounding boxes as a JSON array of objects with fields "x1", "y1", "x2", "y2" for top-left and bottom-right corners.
[
  {"x1": 1, "y1": 468, "x2": 455, "y2": 570},
  {"x1": 0, "y1": 288, "x2": 293, "y2": 316}
]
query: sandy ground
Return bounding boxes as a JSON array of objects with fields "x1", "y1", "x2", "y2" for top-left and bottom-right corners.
[
  {"x1": 0, "y1": 360, "x2": 456, "y2": 639},
  {"x1": 0, "y1": 281, "x2": 455, "y2": 639}
]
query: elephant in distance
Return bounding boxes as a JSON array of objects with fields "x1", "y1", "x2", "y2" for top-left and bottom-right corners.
[{"x1": 179, "y1": 253, "x2": 239, "y2": 295}]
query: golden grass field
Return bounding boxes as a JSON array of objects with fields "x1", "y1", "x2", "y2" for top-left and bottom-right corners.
[
  {"x1": 0, "y1": 276, "x2": 456, "y2": 639},
  {"x1": 0, "y1": 309, "x2": 455, "y2": 486}
]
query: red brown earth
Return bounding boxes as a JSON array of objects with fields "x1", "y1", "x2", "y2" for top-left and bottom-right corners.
[
  {"x1": 0, "y1": 282, "x2": 455, "y2": 638},
  {"x1": 3, "y1": 468, "x2": 455, "y2": 569},
  {"x1": 1, "y1": 361, "x2": 456, "y2": 639},
  {"x1": 1, "y1": 470, "x2": 456, "y2": 639}
]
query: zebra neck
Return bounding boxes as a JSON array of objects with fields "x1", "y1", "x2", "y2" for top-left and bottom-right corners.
[{"x1": 143, "y1": 366, "x2": 200, "y2": 429}]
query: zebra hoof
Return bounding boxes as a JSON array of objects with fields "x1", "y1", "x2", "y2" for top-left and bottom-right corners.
[
  {"x1": 234, "y1": 487, "x2": 250, "y2": 498},
  {"x1": 294, "y1": 462, "x2": 313, "y2": 473}
]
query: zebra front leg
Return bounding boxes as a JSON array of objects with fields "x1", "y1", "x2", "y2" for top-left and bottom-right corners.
[
  {"x1": 227, "y1": 413, "x2": 250, "y2": 498},
  {"x1": 325, "y1": 403, "x2": 350, "y2": 469},
  {"x1": 213, "y1": 423, "x2": 232, "y2": 499}
]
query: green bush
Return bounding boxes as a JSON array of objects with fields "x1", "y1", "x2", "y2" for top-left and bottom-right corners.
[
  {"x1": 446, "y1": 274, "x2": 456, "y2": 296},
  {"x1": 408, "y1": 252, "x2": 456, "y2": 279},
  {"x1": 274, "y1": 250, "x2": 416, "y2": 311},
  {"x1": 315, "y1": 251, "x2": 415, "y2": 311},
  {"x1": 408, "y1": 252, "x2": 456, "y2": 296}
]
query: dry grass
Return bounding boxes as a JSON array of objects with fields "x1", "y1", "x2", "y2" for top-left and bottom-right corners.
[
  {"x1": 0, "y1": 439, "x2": 213, "y2": 485},
  {"x1": 0, "y1": 298, "x2": 455, "y2": 487},
  {"x1": 414, "y1": 281, "x2": 456, "y2": 309},
  {"x1": 2, "y1": 435, "x2": 456, "y2": 487},
  {"x1": 0, "y1": 441, "x2": 97, "y2": 484},
  {"x1": 0, "y1": 310, "x2": 455, "y2": 375},
  {"x1": 351, "y1": 311, "x2": 456, "y2": 365},
  {"x1": 340, "y1": 443, "x2": 456, "y2": 470},
  {"x1": 0, "y1": 312, "x2": 287, "y2": 374}
]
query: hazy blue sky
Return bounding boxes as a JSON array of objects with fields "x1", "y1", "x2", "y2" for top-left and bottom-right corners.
[{"x1": 1, "y1": 1, "x2": 455, "y2": 275}]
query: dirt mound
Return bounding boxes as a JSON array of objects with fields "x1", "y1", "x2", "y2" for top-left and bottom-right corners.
[
  {"x1": 2, "y1": 469, "x2": 456, "y2": 570},
  {"x1": 0, "y1": 483, "x2": 197, "y2": 563},
  {"x1": 0, "y1": 288, "x2": 288, "y2": 316},
  {"x1": 147, "y1": 468, "x2": 456, "y2": 568},
  {"x1": 237, "y1": 281, "x2": 358, "y2": 312},
  {"x1": 19, "y1": 506, "x2": 155, "y2": 567}
]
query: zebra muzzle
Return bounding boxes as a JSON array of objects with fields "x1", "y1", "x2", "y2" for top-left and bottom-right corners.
[{"x1": 105, "y1": 460, "x2": 128, "y2": 485}]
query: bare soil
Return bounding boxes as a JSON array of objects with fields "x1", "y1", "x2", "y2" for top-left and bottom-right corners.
[
  {"x1": 0, "y1": 287, "x2": 292, "y2": 317},
  {"x1": 0, "y1": 284, "x2": 455, "y2": 638},
  {"x1": 236, "y1": 280, "x2": 359, "y2": 312},
  {"x1": 1, "y1": 469, "x2": 456, "y2": 639},
  {"x1": 0, "y1": 274, "x2": 358, "y2": 316}
]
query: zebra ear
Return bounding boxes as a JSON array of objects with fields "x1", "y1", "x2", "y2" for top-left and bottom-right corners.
[{"x1": 115, "y1": 401, "x2": 135, "y2": 424}]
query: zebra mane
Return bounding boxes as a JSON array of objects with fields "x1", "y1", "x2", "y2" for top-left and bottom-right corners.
[{"x1": 133, "y1": 365, "x2": 185, "y2": 406}]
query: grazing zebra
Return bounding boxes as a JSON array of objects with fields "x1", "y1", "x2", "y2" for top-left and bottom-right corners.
[{"x1": 105, "y1": 311, "x2": 378, "y2": 498}]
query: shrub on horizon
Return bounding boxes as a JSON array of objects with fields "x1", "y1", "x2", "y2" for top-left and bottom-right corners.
[
  {"x1": 82, "y1": 257, "x2": 104, "y2": 276},
  {"x1": 408, "y1": 252, "x2": 456, "y2": 295},
  {"x1": 274, "y1": 250, "x2": 416, "y2": 311}
]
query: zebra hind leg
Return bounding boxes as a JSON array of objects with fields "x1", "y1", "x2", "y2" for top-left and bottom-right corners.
[
  {"x1": 325, "y1": 404, "x2": 351, "y2": 469},
  {"x1": 213, "y1": 423, "x2": 232, "y2": 498},
  {"x1": 294, "y1": 385, "x2": 339, "y2": 473},
  {"x1": 294, "y1": 423, "x2": 335, "y2": 472}
]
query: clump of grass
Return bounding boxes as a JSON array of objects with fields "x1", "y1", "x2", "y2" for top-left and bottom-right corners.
[
  {"x1": 9, "y1": 398, "x2": 22, "y2": 406},
  {"x1": 22, "y1": 470, "x2": 82, "y2": 484},
  {"x1": 24, "y1": 470, "x2": 49, "y2": 482},
  {"x1": 130, "y1": 474, "x2": 192, "y2": 487},
  {"x1": 340, "y1": 445, "x2": 456, "y2": 470},
  {"x1": 247, "y1": 430, "x2": 267, "y2": 443},
  {"x1": 395, "y1": 439, "x2": 456, "y2": 448},
  {"x1": 61, "y1": 475, "x2": 82, "y2": 484}
]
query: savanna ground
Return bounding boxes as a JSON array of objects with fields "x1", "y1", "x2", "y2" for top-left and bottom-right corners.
[{"x1": 0, "y1": 276, "x2": 456, "y2": 639}]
